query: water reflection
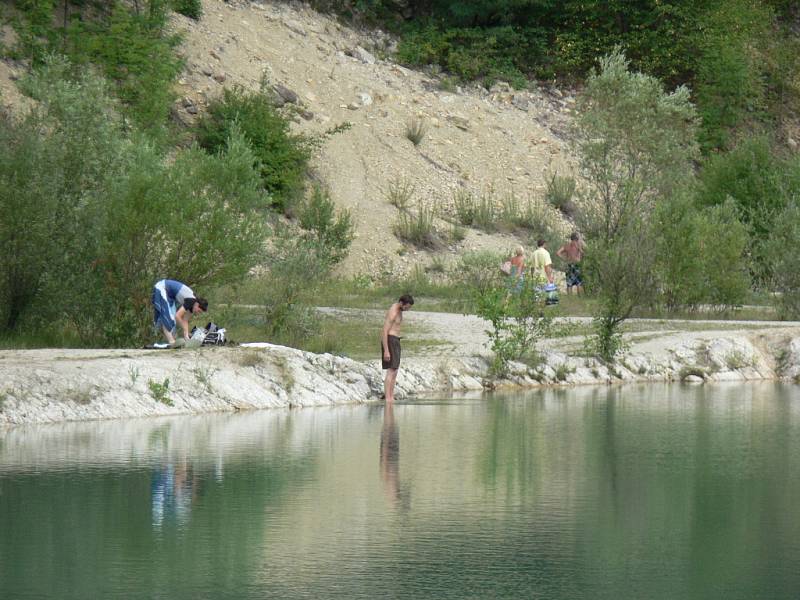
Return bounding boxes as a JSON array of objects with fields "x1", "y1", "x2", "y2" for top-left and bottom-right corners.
[
  {"x1": 151, "y1": 457, "x2": 200, "y2": 528},
  {"x1": 1, "y1": 384, "x2": 799, "y2": 600}
]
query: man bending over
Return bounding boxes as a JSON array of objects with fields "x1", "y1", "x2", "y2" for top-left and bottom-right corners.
[
  {"x1": 152, "y1": 279, "x2": 208, "y2": 345},
  {"x1": 381, "y1": 294, "x2": 414, "y2": 403}
]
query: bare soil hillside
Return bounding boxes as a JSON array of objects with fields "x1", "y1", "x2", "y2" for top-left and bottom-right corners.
[
  {"x1": 171, "y1": 0, "x2": 577, "y2": 276},
  {"x1": 0, "y1": 1, "x2": 579, "y2": 277}
]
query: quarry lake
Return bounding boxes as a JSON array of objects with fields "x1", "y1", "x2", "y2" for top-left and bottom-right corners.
[{"x1": 1, "y1": 383, "x2": 799, "y2": 599}]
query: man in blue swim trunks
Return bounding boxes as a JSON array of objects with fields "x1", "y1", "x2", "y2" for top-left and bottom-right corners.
[{"x1": 152, "y1": 279, "x2": 208, "y2": 344}]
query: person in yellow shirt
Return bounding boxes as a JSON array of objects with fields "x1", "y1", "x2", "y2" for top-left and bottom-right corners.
[{"x1": 531, "y1": 239, "x2": 554, "y2": 285}]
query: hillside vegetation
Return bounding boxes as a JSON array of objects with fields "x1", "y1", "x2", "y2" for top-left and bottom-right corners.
[{"x1": 0, "y1": 0, "x2": 799, "y2": 363}]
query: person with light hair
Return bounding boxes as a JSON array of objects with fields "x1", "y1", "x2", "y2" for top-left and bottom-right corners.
[{"x1": 506, "y1": 245, "x2": 526, "y2": 292}]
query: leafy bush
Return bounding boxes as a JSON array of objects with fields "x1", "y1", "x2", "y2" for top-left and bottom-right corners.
[
  {"x1": 1, "y1": 62, "x2": 269, "y2": 345},
  {"x1": 196, "y1": 86, "x2": 311, "y2": 215},
  {"x1": 575, "y1": 50, "x2": 699, "y2": 361},
  {"x1": 8, "y1": 1, "x2": 181, "y2": 134},
  {"x1": 473, "y1": 277, "x2": 551, "y2": 377},
  {"x1": 455, "y1": 251, "x2": 506, "y2": 296},
  {"x1": 654, "y1": 194, "x2": 750, "y2": 310},
  {"x1": 172, "y1": 0, "x2": 202, "y2": 20},
  {"x1": 764, "y1": 202, "x2": 800, "y2": 318},
  {"x1": 260, "y1": 226, "x2": 334, "y2": 346},
  {"x1": 396, "y1": 25, "x2": 540, "y2": 86},
  {"x1": 696, "y1": 136, "x2": 800, "y2": 283},
  {"x1": 297, "y1": 185, "x2": 355, "y2": 265}
]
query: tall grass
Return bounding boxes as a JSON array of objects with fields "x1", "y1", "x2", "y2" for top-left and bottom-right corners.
[
  {"x1": 405, "y1": 117, "x2": 428, "y2": 146},
  {"x1": 393, "y1": 203, "x2": 441, "y2": 248},
  {"x1": 385, "y1": 176, "x2": 415, "y2": 212}
]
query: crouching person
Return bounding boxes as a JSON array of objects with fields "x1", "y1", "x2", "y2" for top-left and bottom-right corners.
[{"x1": 152, "y1": 279, "x2": 208, "y2": 345}]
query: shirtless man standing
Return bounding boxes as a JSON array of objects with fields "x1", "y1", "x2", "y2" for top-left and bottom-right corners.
[
  {"x1": 381, "y1": 294, "x2": 415, "y2": 403},
  {"x1": 556, "y1": 232, "x2": 586, "y2": 295}
]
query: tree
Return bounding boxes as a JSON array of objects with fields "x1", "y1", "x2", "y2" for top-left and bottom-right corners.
[{"x1": 574, "y1": 49, "x2": 699, "y2": 360}]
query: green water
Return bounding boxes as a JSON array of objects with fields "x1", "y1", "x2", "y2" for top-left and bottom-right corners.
[{"x1": 1, "y1": 383, "x2": 799, "y2": 599}]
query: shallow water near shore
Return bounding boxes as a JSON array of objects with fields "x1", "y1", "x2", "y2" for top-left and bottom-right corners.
[{"x1": 2, "y1": 382, "x2": 799, "y2": 599}]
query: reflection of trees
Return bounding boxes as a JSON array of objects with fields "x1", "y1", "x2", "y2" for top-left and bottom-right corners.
[
  {"x1": 3, "y1": 385, "x2": 800, "y2": 598},
  {"x1": 0, "y1": 412, "x2": 319, "y2": 600}
]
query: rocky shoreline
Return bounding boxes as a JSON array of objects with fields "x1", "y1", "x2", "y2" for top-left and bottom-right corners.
[{"x1": 1, "y1": 328, "x2": 799, "y2": 427}]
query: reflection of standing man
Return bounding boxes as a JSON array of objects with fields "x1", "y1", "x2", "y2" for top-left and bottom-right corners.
[
  {"x1": 381, "y1": 294, "x2": 414, "y2": 403},
  {"x1": 380, "y1": 401, "x2": 400, "y2": 506},
  {"x1": 556, "y1": 232, "x2": 586, "y2": 295}
]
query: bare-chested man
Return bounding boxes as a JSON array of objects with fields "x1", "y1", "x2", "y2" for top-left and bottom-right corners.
[
  {"x1": 556, "y1": 232, "x2": 586, "y2": 295},
  {"x1": 381, "y1": 294, "x2": 414, "y2": 403}
]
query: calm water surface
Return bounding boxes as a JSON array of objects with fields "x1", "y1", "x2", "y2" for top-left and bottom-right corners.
[{"x1": 2, "y1": 383, "x2": 800, "y2": 599}]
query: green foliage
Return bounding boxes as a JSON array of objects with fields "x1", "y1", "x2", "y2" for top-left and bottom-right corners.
[
  {"x1": 575, "y1": 50, "x2": 699, "y2": 361},
  {"x1": 696, "y1": 137, "x2": 800, "y2": 283},
  {"x1": 654, "y1": 194, "x2": 750, "y2": 310},
  {"x1": 693, "y1": 1, "x2": 772, "y2": 151},
  {"x1": 64, "y1": 6, "x2": 182, "y2": 134},
  {"x1": 9, "y1": 1, "x2": 182, "y2": 134},
  {"x1": 455, "y1": 251, "x2": 506, "y2": 296},
  {"x1": 452, "y1": 187, "x2": 564, "y2": 239},
  {"x1": 0, "y1": 61, "x2": 269, "y2": 345},
  {"x1": 147, "y1": 378, "x2": 172, "y2": 405},
  {"x1": 473, "y1": 277, "x2": 551, "y2": 378},
  {"x1": 397, "y1": 24, "x2": 540, "y2": 86},
  {"x1": 171, "y1": 0, "x2": 202, "y2": 20},
  {"x1": 260, "y1": 225, "x2": 334, "y2": 347},
  {"x1": 297, "y1": 185, "x2": 355, "y2": 265},
  {"x1": 764, "y1": 202, "x2": 800, "y2": 318},
  {"x1": 196, "y1": 86, "x2": 311, "y2": 214}
]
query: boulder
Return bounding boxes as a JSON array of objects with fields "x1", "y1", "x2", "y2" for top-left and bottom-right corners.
[
  {"x1": 349, "y1": 46, "x2": 376, "y2": 65},
  {"x1": 273, "y1": 84, "x2": 299, "y2": 105}
]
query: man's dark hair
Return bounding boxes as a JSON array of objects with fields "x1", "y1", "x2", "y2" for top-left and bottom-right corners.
[
  {"x1": 184, "y1": 297, "x2": 209, "y2": 311},
  {"x1": 570, "y1": 232, "x2": 580, "y2": 241},
  {"x1": 537, "y1": 239, "x2": 547, "y2": 247},
  {"x1": 399, "y1": 294, "x2": 414, "y2": 306}
]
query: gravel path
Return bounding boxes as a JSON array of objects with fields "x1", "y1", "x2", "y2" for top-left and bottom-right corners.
[{"x1": 318, "y1": 307, "x2": 800, "y2": 359}]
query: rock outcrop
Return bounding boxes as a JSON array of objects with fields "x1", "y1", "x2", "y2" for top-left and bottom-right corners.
[{"x1": 1, "y1": 327, "x2": 799, "y2": 427}]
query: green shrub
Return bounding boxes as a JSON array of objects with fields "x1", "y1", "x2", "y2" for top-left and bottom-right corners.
[
  {"x1": 62, "y1": 5, "x2": 182, "y2": 135},
  {"x1": 575, "y1": 50, "x2": 699, "y2": 362},
  {"x1": 196, "y1": 86, "x2": 311, "y2": 215},
  {"x1": 260, "y1": 226, "x2": 334, "y2": 346},
  {"x1": 473, "y1": 277, "x2": 551, "y2": 378},
  {"x1": 696, "y1": 136, "x2": 800, "y2": 283},
  {"x1": 455, "y1": 251, "x2": 506, "y2": 296},
  {"x1": 765, "y1": 202, "x2": 800, "y2": 318},
  {"x1": 1, "y1": 62, "x2": 269, "y2": 346},
  {"x1": 297, "y1": 185, "x2": 355, "y2": 265},
  {"x1": 172, "y1": 0, "x2": 202, "y2": 20},
  {"x1": 654, "y1": 193, "x2": 750, "y2": 311}
]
